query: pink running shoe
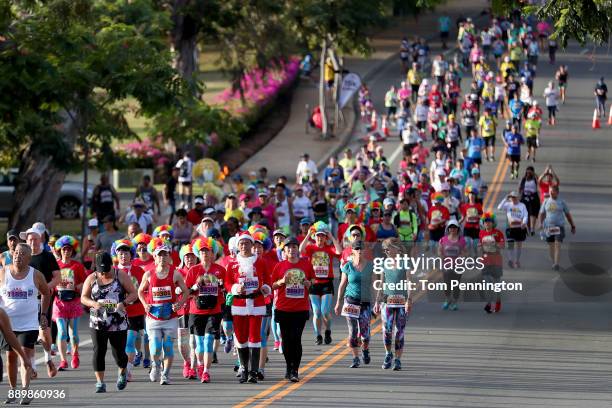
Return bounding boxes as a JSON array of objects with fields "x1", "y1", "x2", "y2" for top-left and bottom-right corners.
[
  {"x1": 183, "y1": 361, "x2": 190, "y2": 378},
  {"x1": 201, "y1": 372, "x2": 210, "y2": 383},
  {"x1": 58, "y1": 360, "x2": 68, "y2": 371},
  {"x1": 71, "y1": 352, "x2": 80, "y2": 369},
  {"x1": 197, "y1": 365, "x2": 204, "y2": 381}
]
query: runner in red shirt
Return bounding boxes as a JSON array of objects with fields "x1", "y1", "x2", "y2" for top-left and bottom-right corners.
[
  {"x1": 252, "y1": 231, "x2": 275, "y2": 380},
  {"x1": 111, "y1": 239, "x2": 146, "y2": 381},
  {"x1": 132, "y1": 233, "x2": 154, "y2": 273},
  {"x1": 53, "y1": 236, "x2": 86, "y2": 371},
  {"x1": 428, "y1": 193, "x2": 450, "y2": 246},
  {"x1": 478, "y1": 212, "x2": 506, "y2": 314},
  {"x1": 176, "y1": 243, "x2": 198, "y2": 380},
  {"x1": 460, "y1": 186, "x2": 483, "y2": 254},
  {"x1": 299, "y1": 223, "x2": 341, "y2": 346},
  {"x1": 271, "y1": 237, "x2": 315, "y2": 382},
  {"x1": 184, "y1": 238, "x2": 225, "y2": 383}
]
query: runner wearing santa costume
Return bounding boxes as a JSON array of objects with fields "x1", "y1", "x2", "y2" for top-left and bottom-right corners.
[{"x1": 224, "y1": 232, "x2": 272, "y2": 383}]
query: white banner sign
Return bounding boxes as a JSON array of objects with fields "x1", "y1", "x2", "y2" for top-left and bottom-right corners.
[{"x1": 339, "y1": 73, "x2": 361, "y2": 109}]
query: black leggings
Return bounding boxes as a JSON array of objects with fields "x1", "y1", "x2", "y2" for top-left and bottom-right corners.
[
  {"x1": 275, "y1": 310, "x2": 308, "y2": 372},
  {"x1": 91, "y1": 329, "x2": 128, "y2": 372},
  {"x1": 443, "y1": 270, "x2": 463, "y2": 301}
]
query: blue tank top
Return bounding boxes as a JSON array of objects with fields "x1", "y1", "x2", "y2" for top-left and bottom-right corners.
[
  {"x1": 1, "y1": 251, "x2": 11, "y2": 266},
  {"x1": 376, "y1": 225, "x2": 398, "y2": 240}
]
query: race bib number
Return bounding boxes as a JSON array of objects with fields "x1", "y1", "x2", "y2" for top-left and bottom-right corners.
[
  {"x1": 151, "y1": 285, "x2": 172, "y2": 302},
  {"x1": 386, "y1": 294, "x2": 406, "y2": 307},
  {"x1": 98, "y1": 299, "x2": 117, "y2": 312},
  {"x1": 431, "y1": 210, "x2": 443, "y2": 224},
  {"x1": 547, "y1": 226, "x2": 561, "y2": 236},
  {"x1": 59, "y1": 268, "x2": 75, "y2": 290},
  {"x1": 466, "y1": 207, "x2": 479, "y2": 223},
  {"x1": 285, "y1": 269, "x2": 306, "y2": 299},
  {"x1": 198, "y1": 275, "x2": 219, "y2": 297},
  {"x1": 341, "y1": 302, "x2": 361, "y2": 319},
  {"x1": 481, "y1": 236, "x2": 497, "y2": 253},
  {"x1": 240, "y1": 277, "x2": 259, "y2": 294},
  {"x1": 312, "y1": 252, "x2": 330, "y2": 279}
]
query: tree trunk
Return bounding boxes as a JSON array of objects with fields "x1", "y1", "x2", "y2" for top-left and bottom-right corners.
[
  {"x1": 9, "y1": 110, "x2": 79, "y2": 232},
  {"x1": 319, "y1": 38, "x2": 328, "y2": 138},
  {"x1": 171, "y1": 0, "x2": 200, "y2": 90}
]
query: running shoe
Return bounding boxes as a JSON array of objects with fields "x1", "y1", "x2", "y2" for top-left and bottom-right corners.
[
  {"x1": 143, "y1": 358, "x2": 151, "y2": 369},
  {"x1": 127, "y1": 364, "x2": 133, "y2": 382},
  {"x1": 95, "y1": 382, "x2": 106, "y2": 393},
  {"x1": 134, "y1": 351, "x2": 142, "y2": 367},
  {"x1": 349, "y1": 357, "x2": 360, "y2": 368},
  {"x1": 278, "y1": 342, "x2": 283, "y2": 354},
  {"x1": 495, "y1": 300, "x2": 502, "y2": 313},
  {"x1": 50, "y1": 344, "x2": 58, "y2": 356},
  {"x1": 392, "y1": 359, "x2": 402, "y2": 371},
  {"x1": 197, "y1": 364, "x2": 204, "y2": 381},
  {"x1": 273, "y1": 341, "x2": 280, "y2": 351},
  {"x1": 58, "y1": 360, "x2": 68, "y2": 371},
  {"x1": 236, "y1": 365, "x2": 244, "y2": 378},
  {"x1": 224, "y1": 336, "x2": 234, "y2": 354},
  {"x1": 507, "y1": 260, "x2": 514, "y2": 269},
  {"x1": 484, "y1": 303, "x2": 493, "y2": 314},
  {"x1": 315, "y1": 335, "x2": 323, "y2": 345},
  {"x1": 71, "y1": 352, "x2": 80, "y2": 369},
  {"x1": 239, "y1": 370, "x2": 248, "y2": 383},
  {"x1": 188, "y1": 367, "x2": 197, "y2": 380},
  {"x1": 552, "y1": 264, "x2": 560, "y2": 271},
  {"x1": 382, "y1": 353, "x2": 393, "y2": 369},
  {"x1": 4, "y1": 391, "x2": 16, "y2": 404},
  {"x1": 442, "y1": 301, "x2": 450, "y2": 310},
  {"x1": 46, "y1": 360, "x2": 57, "y2": 378},
  {"x1": 20, "y1": 394, "x2": 33, "y2": 405},
  {"x1": 257, "y1": 368, "x2": 265, "y2": 381},
  {"x1": 201, "y1": 372, "x2": 210, "y2": 384},
  {"x1": 324, "y1": 330, "x2": 332, "y2": 345},
  {"x1": 183, "y1": 361, "x2": 191, "y2": 378},
  {"x1": 247, "y1": 371, "x2": 258, "y2": 383},
  {"x1": 160, "y1": 373, "x2": 171, "y2": 385},
  {"x1": 149, "y1": 364, "x2": 160, "y2": 382},
  {"x1": 117, "y1": 371, "x2": 127, "y2": 391},
  {"x1": 289, "y1": 370, "x2": 299, "y2": 383},
  {"x1": 233, "y1": 363, "x2": 240, "y2": 373},
  {"x1": 362, "y1": 349, "x2": 371, "y2": 365},
  {"x1": 450, "y1": 303, "x2": 459, "y2": 311},
  {"x1": 212, "y1": 352, "x2": 218, "y2": 364}
]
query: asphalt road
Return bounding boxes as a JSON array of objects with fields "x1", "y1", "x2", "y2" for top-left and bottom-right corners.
[{"x1": 2, "y1": 33, "x2": 612, "y2": 408}]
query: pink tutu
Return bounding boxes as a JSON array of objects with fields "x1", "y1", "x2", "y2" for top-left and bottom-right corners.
[{"x1": 52, "y1": 298, "x2": 84, "y2": 321}]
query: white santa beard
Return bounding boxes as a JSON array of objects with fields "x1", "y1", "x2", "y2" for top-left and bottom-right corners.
[{"x1": 236, "y1": 253, "x2": 257, "y2": 277}]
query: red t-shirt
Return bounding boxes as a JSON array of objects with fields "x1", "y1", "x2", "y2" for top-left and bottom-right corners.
[
  {"x1": 479, "y1": 228, "x2": 505, "y2": 266},
  {"x1": 117, "y1": 263, "x2": 145, "y2": 317},
  {"x1": 302, "y1": 244, "x2": 338, "y2": 282},
  {"x1": 272, "y1": 259, "x2": 315, "y2": 312},
  {"x1": 337, "y1": 223, "x2": 349, "y2": 243},
  {"x1": 56, "y1": 259, "x2": 87, "y2": 298},
  {"x1": 460, "y1": 203, "x2": 483, "y2": 229},
  {"x1": 539, "y1": 180, "x2": 558, "y2": 202},
  {"x1": 133, "y1": 257, "x2": 154, "y2": 270},
  {"x1": 187, "y1": 209, "x2": 203, "y2": 226},
  {"x1": 185, "y1": 263, "x2": 226, "y2": 316},
  {"x1": 428, "y1": 204, "x2": 450, "y2": 230}
]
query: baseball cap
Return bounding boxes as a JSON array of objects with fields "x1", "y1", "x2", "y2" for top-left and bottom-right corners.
[
  {"x1": 508, "y1": 191, "x2": 518, "y2": 198},
  {"x1": 203, "y1": 207, "x2": 215, "y2": 215},
  {"x1": 239, "y1": 193, "x2": 249, "y2": 201},
  {"x1": 283, "y1": 237, "x2": 299, "y2": 247},
  {"x1": 471, "y1": 167, "x2": 480, "y2": 175},
  {"x1": 19, "y1": 222, "x2": 46, "y2": 240},
  {"x1": 383, "y1": 198, "x2": 395, "y2": 207},
  {"x1": 300, "y1": 218, "x2": 312, "y2": 225},
  {"x1": 194, "y1": 196, "x2": 204, "y2": 205},
  {"x1": 202, "y1": 216, "x2": 215, "y2": 223},
  {"x1": 115, "y1": 241, "x2": 132, "y2": 251},
  {"x1": 6, "y1": 229, "x2": 18, "y2": 240},
  {"x1": 273, "y1": 229, "x2": 287, "y2": 237},
  {"x1": 153, "y1": 244, "x2": 171, "y2": 255},
  {"x1": 95, "y1": 252, "x2": 113, "y2": 273},
  {"x1": 133, "y1": 197, "x2": 145, "y2": 207},
  {"x1": 88, "y1": 218, "x2": 99, "y2": 228},
  {"x1": 237, "y1": 232, "x2": 254, "y2": 243}
]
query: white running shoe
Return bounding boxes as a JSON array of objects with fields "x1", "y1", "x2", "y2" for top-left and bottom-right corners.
[
  {"x1": 160, "y1": 373, "x2": 171, "y2": 385},
  {"x1": 149, "y1": 364, "x2": 160, "y2": 383}
]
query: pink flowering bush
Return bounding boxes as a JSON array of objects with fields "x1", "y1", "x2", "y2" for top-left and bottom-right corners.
[
  {"x1": 116, "y1": 137, "x2": 174, "y2": 168},
  {"x1": 216, "y1": 57, "x2": 300, "y2": 119}
]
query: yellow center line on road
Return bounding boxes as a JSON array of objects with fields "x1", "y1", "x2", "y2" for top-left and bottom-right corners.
[
  {"x1": 237, "y1": 284, "x2": 433, "y2": 408},
  {"x1": 485, "y1": 157, "x2": 510, "y2": 212},
  {"x1": 483, "y1": 147, "x2": 509, "y2": 211}
]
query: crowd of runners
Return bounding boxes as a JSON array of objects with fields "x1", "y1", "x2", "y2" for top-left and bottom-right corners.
[{"x1": 0, "y1": 9, "x2": 589, "y2": 405}]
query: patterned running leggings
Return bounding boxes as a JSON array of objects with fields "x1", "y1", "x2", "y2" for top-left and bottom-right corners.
[
  {"x1": 345, "y1": 301, "x2": 372, "y2": 349},
  {"x1": 381, "y1": 304, "x2": 407, "y2": 351}
]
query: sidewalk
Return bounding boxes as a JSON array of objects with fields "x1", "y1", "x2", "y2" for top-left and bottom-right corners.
[{"x1": 235, "y1": 0, "x2": 489, "y2": 183}]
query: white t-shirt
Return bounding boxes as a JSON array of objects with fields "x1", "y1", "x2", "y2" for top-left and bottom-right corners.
[
  {"x1": 125, "y1": 211, "x2": 154, "y2": 233},
  {"x1": 415, "y1": 105, "x2": 429, "y2": 122},
  {"x1": 175, "y1": 158, "x2": 194, "y2": 183},
  {"x1": 292, "y1": 195, "x2": 312, "y2": 220},
  {"x1": 481, "y1": 31, "x2": 492, "y2": 46},
  {"x1": 402, "y1": 128, "x2": 420, "y2": 145},
  {"x1": 432, "y1": 60, "x2": 446, "y2": 77},
  {"x1": 296, "y1": 160, "x2": 318, "y2": 183},
  {"x1": 543, "y1": 87, "x2": 559, "y2": 107},
  {"x1": 497, "y1": 199, "x2": 528, "y2": 227}
]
